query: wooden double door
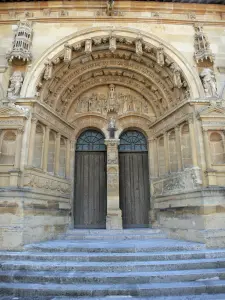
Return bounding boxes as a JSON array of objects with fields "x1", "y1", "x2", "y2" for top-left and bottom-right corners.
[{"x1": 74, "y1": 129, "x2": 150, "y2": 229}]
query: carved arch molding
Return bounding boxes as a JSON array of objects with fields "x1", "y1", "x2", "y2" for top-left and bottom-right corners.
[{"x1": 25, "y1": 28, "x2": 203, "y2": 127}]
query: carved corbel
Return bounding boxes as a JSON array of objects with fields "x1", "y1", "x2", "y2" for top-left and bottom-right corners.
[
  {"x1": 85, "y1": 39, "x2": 92, "y2": 55},
  {"x1": 64, "y1": 43, "x2": 72, "y2": 63},
  {"x1": 43, "y1": 59, "x2": 53, "y2": 80}
]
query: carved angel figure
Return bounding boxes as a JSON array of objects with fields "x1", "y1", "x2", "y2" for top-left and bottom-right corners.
[
  {"x1": 200, "y1": 68, "x2": 218, "y2": 98},
  {"x1": 7, "y1": 71, "x2": 23, "y2": 98}
]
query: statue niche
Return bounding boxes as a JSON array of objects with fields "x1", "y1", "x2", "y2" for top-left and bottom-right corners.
[{"x1": 70, "y1": 84, "x2": 154, "y2": 121}]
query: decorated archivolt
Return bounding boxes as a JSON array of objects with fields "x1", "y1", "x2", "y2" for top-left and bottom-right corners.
[{"x1": 35, "y1": 33, "x2": 191, "y2": 122}]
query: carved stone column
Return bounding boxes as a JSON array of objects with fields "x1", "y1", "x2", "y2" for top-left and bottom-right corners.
[
  {"x1": 43, "y1": 127, "x2": 50, "y2": 172},
  {"x1": 66, "y1": 139, "x2": 71, "y2": 179},
  {"x1": 175, "y1": 125, "x2": 182, "y2": 171},
  {"x1": 28, "y1": 117, "x2": 37, "y2": 166},
  {"x1": 164, "y1": 132, "x2": 169, "y2": 173},
  {"x1": 54, "y1": 132, "x2": 61, "y2": 175},
  {"x1": 188, "y1": 117, "x2": 198, "y2": 167},
  {"x1": 14, "y1": 127, "x2": 24, "y2": 169},
  {"x1": 104, "y1": 139, "x2": 122, "y2": 230}
]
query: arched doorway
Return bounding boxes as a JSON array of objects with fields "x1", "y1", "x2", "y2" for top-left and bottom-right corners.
[
  {"x1": 74, "y1": 130, "x2": 107, "y2": 229},
  {"x1": 119, "y1": 130, "x2": 150, "y2": 228}
]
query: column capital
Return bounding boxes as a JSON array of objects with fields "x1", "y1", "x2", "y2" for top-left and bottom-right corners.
[
  {"x1": 104, "y1": 139, "x2": 120, "y2": 146},
  {"x1": 202, "y1": 127, "x2": 208, "y2": 133},
  {"x1": 17, "y1": 127, "x2": 24, "y2": 134},
  {"x1": 31, "y1": 117, "x2": 38, "y2": 124},
  {"x1": 187, "y1": 113, "x2": 194, "y2": 124}
]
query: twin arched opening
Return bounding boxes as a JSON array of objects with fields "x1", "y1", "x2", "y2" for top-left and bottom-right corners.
[{"x1": 74, "y1": 128, "x2": 150, "y2": 229}]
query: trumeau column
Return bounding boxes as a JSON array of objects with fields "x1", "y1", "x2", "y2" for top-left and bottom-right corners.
[
  {"x1": 43, "y1": 126, "x2": 50, "y2": 172},
  {"x1": 164, "y1": 132, "x2": 169, "y2": 174},
  {"x1": 28, "y1": 117, "x2": 37, "y2": 166},
  {"x1": 54, "y1": 132, "x2": 61, "y2": 175},
  {"x1": 188, "y1": 116, "x2": 198, "y2": 167},
  {"x1": 104, "y1": 139, "x2": 122, "y2": 230},
  {"x1": 175, "y1": 125, "x2": 182, "y2": 171}
]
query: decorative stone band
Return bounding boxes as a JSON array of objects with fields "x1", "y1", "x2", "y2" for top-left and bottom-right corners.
[{"x1": 152, "y1": 167, "x2": 202, "y2": 196}]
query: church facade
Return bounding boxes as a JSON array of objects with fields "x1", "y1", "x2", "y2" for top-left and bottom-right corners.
[{"x1": 0, "y1": 0, "x2": 225, "y2": 250}]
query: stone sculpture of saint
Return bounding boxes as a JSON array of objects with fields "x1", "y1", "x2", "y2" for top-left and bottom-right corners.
[
  {"x1": 200, "y1": 68, "x2": 218, "y2": 98},
  {"x1": 108, "y1": 117, "x2": 116, "y2": 138},
  {"x1": 7, "y1": 71, "x2": 23, "y2": 99}
]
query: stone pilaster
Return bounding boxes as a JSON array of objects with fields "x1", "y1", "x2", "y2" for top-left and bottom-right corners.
[
  {"x1": 28, "y1": 117, "x2": 37, "y2": 166},
  {"x1": 54, "y1": 132, "x2": 61, "y2": 175},
  {"x1": 175, "y1": 125, "x2": 182, "y2": 171},
  {"x1": 66, "y1": 139, "x2": 71, "y2": 179},
  {"x1": 43, "y1": 127, "x2": 50, "y2": 172},
  {"x1": 104, "y1": 139, "x2": 122, "y2": 230},
  {"x1": 164, "y1": 132, "x2": 169, "y2": 174},
  {"x1": 14, "y1": 127, "x2": 24, "y2": 169},
  {"x1": 188, "y1": 116, "x2": 198, "y2": 167}
]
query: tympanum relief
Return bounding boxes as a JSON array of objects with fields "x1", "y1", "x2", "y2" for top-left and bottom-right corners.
[{"x1": 68, "y1": 84, "x2": 155, "y2": 122}]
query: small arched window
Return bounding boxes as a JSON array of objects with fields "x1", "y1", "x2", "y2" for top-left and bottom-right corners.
[
  {"x1": 0, "y1": 131, "x2": 16, "y2": 165},
  {"x1": 33, "y1": 124, "x2": 44, "y2": 168},
  {"x1": 168, "y1": 130, "x2": 178, "y2": 172},
  {"x1": 210, "y1": 132, "x2": 225, "y2": 164},
  {"x1": 158, "y1": 136, "x2": 166, "y2": 176}
]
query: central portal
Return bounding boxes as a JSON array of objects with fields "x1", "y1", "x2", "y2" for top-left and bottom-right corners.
[
  {"x1": 74, "y1": 130, "x2": 107, "y2": 229},
  {"x1": 119, "y1": 130, "x2": 150, "y2": 228}
]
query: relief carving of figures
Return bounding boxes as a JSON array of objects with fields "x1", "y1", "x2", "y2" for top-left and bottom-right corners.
[
  {"x1": 7, "y1": 71, "x2": 23, "y2": 99},
  {"x1": 74, "y1": 85, "x2": 152, "y2": 117},
  {"x1": 200, "y1": 68, "x2": 218, "y2": 98}
]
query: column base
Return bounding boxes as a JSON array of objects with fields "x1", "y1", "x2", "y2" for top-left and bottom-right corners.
[{"x1": 106, "y1": 210, "x2": 123, "y2": 229}]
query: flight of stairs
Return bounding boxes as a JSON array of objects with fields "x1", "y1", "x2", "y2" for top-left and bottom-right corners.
[{"x1": 1, "y1": 229, "x2": 225, "y2": 299}]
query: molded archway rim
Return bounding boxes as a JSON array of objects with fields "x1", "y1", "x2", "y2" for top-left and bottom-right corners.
[{"x1": 21, "y1": 26, "x2": 204, "y2": 99}]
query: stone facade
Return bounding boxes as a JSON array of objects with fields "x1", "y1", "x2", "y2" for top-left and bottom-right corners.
[{"x1": 0, "y1": 0, "x2": 225, "y2": 249}]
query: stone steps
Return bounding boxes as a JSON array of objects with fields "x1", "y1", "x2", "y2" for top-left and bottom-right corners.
[
  {"x1": 1, "y1": 281, "x2": 225, "y2": 297},
  {"x1": 61, "y1": 229, "x2": 167, "y2": 240},
  {"x1": 2, "y1": 257, "x2": 225, "y2": 272},
  {"x1": 1, "y1": 230, "x2": 225, "y2": 298},
  {"x1": 24, "y1": 238, "x2": 206, "y2": 253},
  {"x1": 1, "y1": 249, "x2": 225, "y2": 262},
  {"x1": 0, "y1": 268, "x2": 225, "y2": 284}
]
